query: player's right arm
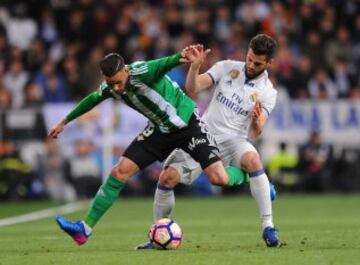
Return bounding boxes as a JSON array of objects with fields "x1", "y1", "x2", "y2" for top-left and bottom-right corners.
[
  {"x1": 185, "y1": 45, "x2": 213, "y2": 94},
  {"x1": 48, "y1": 83, "x2": 112, "y2": 139}
]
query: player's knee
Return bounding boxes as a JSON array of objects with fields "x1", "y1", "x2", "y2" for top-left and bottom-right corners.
[
  {"x1": 204, "y1": 162, "x2": 228, "y2": 186},
  {"x1": 110, "y1": 157, "x2": 140, "y2": 182},
  {"x1": 241, "y1": 152, "x2": 262, "y2": 172},
  {"x1": 111, "y1": 164, "x2": 132, "y2": 182},
  {"x1": 158, "y1": 166, "x2": 179, "y2": 188},
  {"x1": 209, "y1": 175, "x2": 227, "y2": 186}
]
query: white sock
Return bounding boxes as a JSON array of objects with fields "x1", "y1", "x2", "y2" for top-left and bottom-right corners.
[
  {"x1": 249, "y1": 170, "x2": 274, "y2": 229},
  {"x1": 153, "y1": 185, "x2": 175, "y2": 222},
  {"x1": 81, "y1": 221, "x2": 93, "y2": 236}
]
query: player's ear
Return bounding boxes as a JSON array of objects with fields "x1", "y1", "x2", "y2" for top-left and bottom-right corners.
[{"x1": 267, "y1": 58, "x2": 274, "y2": 67}]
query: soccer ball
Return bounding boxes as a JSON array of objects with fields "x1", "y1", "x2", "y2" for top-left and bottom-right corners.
[{"x1": 149, "y1": 218, "x2": 182, "y2": 250}]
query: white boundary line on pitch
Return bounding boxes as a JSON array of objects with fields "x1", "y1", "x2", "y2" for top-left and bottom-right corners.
[{"x1": 0, "y1": 201, "x2": 88, "y2": 227}]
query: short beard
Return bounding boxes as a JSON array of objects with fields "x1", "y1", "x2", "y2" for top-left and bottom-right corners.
[{"x1": 245, "y1": 66, "x2": 266, "y2": 80}]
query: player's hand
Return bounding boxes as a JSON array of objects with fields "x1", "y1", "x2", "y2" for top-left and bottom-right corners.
[
  {"x1": 180, "y1": 44, "x2": 211, "y2": 67},
  {"x1": 252, "y1": 101, "x2": 262, "y2": 121},
  {"x1": 180, "y1": 46, "x2": 192, "y2": 63},
  {"x1": 48, "y1": 120, "x2": 67, "y2": 139}
]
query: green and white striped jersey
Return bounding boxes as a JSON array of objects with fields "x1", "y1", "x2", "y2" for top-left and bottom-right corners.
[{"x1": 66, "y1": 53, "x2": 196, "y2": 133}]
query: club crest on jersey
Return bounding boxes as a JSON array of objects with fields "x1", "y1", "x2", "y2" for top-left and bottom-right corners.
[
  {"x1": 250, "y1": 92, "x2": 258, "y2": 102},
  {"x1": 229, "y1": 69, "x2": 240, "y2": 79}
]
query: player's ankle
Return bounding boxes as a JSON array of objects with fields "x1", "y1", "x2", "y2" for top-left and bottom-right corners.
[{"x1": 81, "y1": 221, "x2": 93, "y2": 236}]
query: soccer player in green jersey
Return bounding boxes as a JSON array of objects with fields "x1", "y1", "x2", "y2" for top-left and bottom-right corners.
[{"x1": 49, "y1": 46, "x2": 248, "y2": 245}]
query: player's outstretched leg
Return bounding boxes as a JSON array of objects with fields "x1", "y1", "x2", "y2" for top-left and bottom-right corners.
[
  {"x1": 56, "y1": 175, "x2": 125, "y2": 245},
  {"x1": 56, "y1": 216, "x2": 92, "y2": 245}
]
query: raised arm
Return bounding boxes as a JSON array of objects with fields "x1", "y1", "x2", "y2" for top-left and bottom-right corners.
[
  {"x1": 131, "y1": 50, "x2": 195, "y2": 84},
  {"x1": 48, "y1": 90, "x2": 109, "y2": 139},
  {"x1": 143, "y1": 53, "x2": 183, "y2": 82},
  {"x1": 185, "y1": 45, "x2": 213, "y2": 94}
]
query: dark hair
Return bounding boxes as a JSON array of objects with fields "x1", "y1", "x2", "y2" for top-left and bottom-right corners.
[
  {"x1": 249, "y1": 34, "x2": 277, "y2": 60},
  {"x1": 99, "y1": 53, "x2": 125, "y2": 77}
]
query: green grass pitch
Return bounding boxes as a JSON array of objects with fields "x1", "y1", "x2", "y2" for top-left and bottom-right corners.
[{"x1": 0, "y1": 195, "x2": 360, "y2": 265}]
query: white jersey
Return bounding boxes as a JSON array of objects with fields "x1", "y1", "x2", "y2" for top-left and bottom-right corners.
[{"x1": 203, "y1": 60, "x2": 277, "y2": 142}]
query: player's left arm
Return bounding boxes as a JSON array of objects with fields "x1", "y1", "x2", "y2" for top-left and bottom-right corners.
[
  {"x1": 249, "y1": 90, "x2": 277, "y2": 141},
  {"x1": 249, "y1": 101, "x2": 267, "y2": 141},
  {"x1": 141, "y1": 50, "x2": 191, "y2": 83}
]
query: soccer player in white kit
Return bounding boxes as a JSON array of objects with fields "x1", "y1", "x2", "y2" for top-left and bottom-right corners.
[{"x1": 137, "y1": 34, "x2": 281, "y2": 248}]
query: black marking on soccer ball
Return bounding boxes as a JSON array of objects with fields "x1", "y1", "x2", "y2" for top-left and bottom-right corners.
[{"x1": 150, "y1": 219, "x2": 179, "y2": 250}]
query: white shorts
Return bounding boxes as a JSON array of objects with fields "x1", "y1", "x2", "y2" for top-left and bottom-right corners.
[{"x1": 163, "y1": 138, "x2": 257, "y2": 185}]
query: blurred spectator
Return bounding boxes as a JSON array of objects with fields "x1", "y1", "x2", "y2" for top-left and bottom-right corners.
[
  {"x1": 40, "y1": 139, "x2": 76, "y2": 201},
  {"x1": 0, "y1": 140, "x2": 33, "y2": 200},
  {"x1": 165, "y1": 7, "x2": 184, "y2": 38},
  {"x1": 5, "y1": 4, "x2": 37, "y2": 51},
  {"x1": 235, "y1": 0, "x2": 270, "y2": 37},
  {"x1": 214, "y1": 5, "x2": 232, "y2": 42},
  {"x1": 38, "y1": 8, "x2": 59, "y2": 46},
  {"x1": 325, "y1": 26, "x2": 353, "y2": 69},
  {"x1": 301, "y1": 31, "x2": 325, "y2": 68},
  {"x1": 68, "y1": 139, "x2": 101, "y2": 198},
  {"x1": 3, "y1": 60, "x2": 29, "y2": 108},
  {"x1": 308, "y1": 68, "x2": 337, "y2": 100},
  {"x1": 330, "y1": 58, "x2": 356, "y2": 98},
  {"x1": 274, "y1": 34, "x2": 295, "y2": 93},
  {"x1": 267, "y1": 142, "x2": 299, "y2": 190},
  {"x1": 102, "y1": 33, "x2": 120, "y2": 54},
  {"x1": 64, "y1": 9, "x2": 88, "y2": 44},
  {"x1": 23, "y1": 80, "x2": 43, "y2": 108},
  {"x1": 1, "y1": 81, "x2": 47, "y2": 140},
  {"x1": 334, "y1": 148, "x2": 360, "y2": 192},
  {"x1": 182, "y1": 0, "x2": 198, "y2": 29},
  {"x1": 298, "y1": 3, "x2": 317, "y2": 36},
  {"x1": 290, "y1": 55, "x2": 313, "y2": 99},
  {"x1": 298, "y1": 131, "x2": 334, "y2": 192},
  {"x1": 25, "y1": 38, "x2": 47, "y2": 73},
  {"x1": 318, "y1": 11, "x2": 335, "y2": 44},
  {"x1": 35, "y1": 59, "x2": 68, "y2": 102},
  {"x1": 63, "y1": 55, "x2": 86, "y2": 100},
  {"x1": 79, "y1": 46, "x2": 103, "y2": 94}
]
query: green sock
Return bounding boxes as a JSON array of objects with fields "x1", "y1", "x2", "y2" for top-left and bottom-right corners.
[
  {"x1": 85, "y1": 175, "x2": 125, "y2": 228},
  {"x1": 226, "y1": 166, "x2": 249, "y2": 186}
]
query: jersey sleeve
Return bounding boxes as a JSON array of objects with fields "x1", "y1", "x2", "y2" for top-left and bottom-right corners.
[
  {"x1": 130, "y1": 53, "x2": 182, "y2": 84},
  {"x1": 261, "y1": 89, "x2": 277, "y2": 117},
  {"x1": 206, "y1": 60, "x2": 227, "y2": 85},
  {"x1": 66, "y1": 81, "x2": 113, "y2": 122}
]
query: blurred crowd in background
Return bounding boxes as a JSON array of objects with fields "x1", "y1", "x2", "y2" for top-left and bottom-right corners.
[{"x1": 0, "y1": 0, "x2": 359, "y2": 201}]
